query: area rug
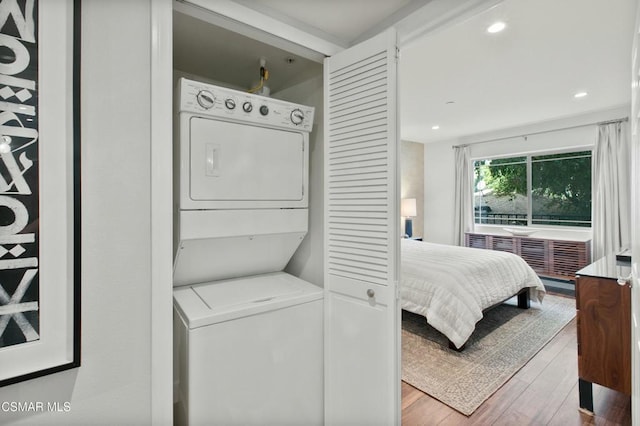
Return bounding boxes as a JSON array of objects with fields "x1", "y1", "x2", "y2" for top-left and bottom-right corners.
[{"x1": 402, "y1": 294, "x2": 576, "y2": 416}]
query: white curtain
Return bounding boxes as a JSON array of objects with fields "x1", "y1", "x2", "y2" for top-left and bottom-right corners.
[
  {"x1": 592, "y1": 121, "x2": 630, "y2": 260},
  {"x1": 453, "y1": 146, "x2": 474, "y2": 246}
]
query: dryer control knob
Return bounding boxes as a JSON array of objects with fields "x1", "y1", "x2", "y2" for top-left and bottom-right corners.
[
  {"x1": 259, "y1": 105, "x2": 269, "y2": 116},
  {"x1": 225, "y1": 98, "x2": 236, "y2": 110},
  {"x1": 196, "y1": 90, "x2": 215, "y2": 109},
  {"x1": 290, "y1": 108, "x2": 304, "y2": 125},
  {"x1": 242, "y1": 102, "x2": 253, "y2": 113}
]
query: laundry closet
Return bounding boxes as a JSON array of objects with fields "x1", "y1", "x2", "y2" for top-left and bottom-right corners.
[
  {"x1": 171, "y1": 3, "x2": 325, "y2": 425},
  {"x1": 170, "y1": 1, "x2": 401, "y2": 425}
]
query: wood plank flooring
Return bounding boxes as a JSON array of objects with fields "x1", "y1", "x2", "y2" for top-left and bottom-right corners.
[{"x1": 402, "y1": 316, "x2": 632, "y2": 425}]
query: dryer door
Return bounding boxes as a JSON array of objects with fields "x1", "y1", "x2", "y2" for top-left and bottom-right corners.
[{"x1": 184, "y1": 117, "x2": 307, "y2": 209}]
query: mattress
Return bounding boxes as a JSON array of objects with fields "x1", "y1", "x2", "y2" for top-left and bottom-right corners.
[{"x1": 401, "y1": 239, "x2": 546, "y2": 348}]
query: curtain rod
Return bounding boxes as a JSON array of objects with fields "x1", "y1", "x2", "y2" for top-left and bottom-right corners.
[{"x1": 452, "y1": 116, "x2": 629, "y2": 149}]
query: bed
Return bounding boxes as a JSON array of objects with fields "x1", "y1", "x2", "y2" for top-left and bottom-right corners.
[{"x1": 401, "y1": 239, "x2": 546, "y2": 349}]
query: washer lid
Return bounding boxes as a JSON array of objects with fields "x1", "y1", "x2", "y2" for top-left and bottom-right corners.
[{"x1": 173, "y1": 272, "x2": 323, "y2": 329}]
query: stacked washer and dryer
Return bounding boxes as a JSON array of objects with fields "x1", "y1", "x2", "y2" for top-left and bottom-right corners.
[{"x1": 172, "y1": 78, "x2": 323, "y2": 425}]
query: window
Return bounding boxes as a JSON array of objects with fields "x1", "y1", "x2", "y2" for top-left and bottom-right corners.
[{"x1": 473, "y1": 150, "x2": 592, "y2": 228}]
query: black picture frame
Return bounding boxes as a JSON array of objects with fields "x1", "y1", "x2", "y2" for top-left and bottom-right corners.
[{"x1": 0, "y1": 0, "x2": 81, "y2": 387}]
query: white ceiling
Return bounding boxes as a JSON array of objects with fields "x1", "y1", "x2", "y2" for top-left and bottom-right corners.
[
  {"x1": 233, "y1": 0, "x2": 426, "y2": 46},
  {"x1": 177, "y1": 0, "x2": 636, "y2": 144},
  {"x1": 400, "y1": 0, "x2": 636, "y2": 143}
]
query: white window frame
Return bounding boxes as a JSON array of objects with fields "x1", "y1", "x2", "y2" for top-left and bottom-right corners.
[{"x1": 472, "y1": 145, "x2": 594, "y2": 230}]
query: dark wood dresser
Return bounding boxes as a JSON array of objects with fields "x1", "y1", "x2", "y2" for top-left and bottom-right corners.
[{"x1": 575, "y1": 255, "x2": 632, "y2": 413}]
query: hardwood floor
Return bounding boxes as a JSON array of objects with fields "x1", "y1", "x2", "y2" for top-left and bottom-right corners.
[{"x1": 402, "y1": 316, "x2": 632, "y2": 425}]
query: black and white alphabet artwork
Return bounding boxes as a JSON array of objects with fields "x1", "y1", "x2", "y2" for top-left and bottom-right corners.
[
  {"x1": 0, "y1": 0, "x2": 80, "y2": 387},
  {"x1": 0, "y1": 0, "x2": 40, "y2": 350}
]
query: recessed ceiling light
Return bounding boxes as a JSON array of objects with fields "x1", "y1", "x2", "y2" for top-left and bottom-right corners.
[
  {"x1": 432, "y1": 125, "x2": 440, "y2": 130},
  {"x1": 487, "y1": 21, "x2": 506, "y2": 33},
  {"x1": 574, "y1": 91, "x2": 588, "y2": 98}
]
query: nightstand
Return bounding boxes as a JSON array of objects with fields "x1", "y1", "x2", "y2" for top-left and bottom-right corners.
[{"x1": 575, "y1": 256, "x2": 631, "y2": 414}]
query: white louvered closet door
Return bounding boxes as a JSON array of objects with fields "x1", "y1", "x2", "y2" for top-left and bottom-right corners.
[{"x1": 324, "y1": 28, "x2": 400, "y2": 425}]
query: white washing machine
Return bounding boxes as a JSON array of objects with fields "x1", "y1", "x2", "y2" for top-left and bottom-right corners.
[{"x1": 172, "y1": 78, "x2": 322, "y2": 425}]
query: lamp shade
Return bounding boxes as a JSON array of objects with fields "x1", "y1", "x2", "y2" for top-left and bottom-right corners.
[{"x1": 401, "y1": 198, "x2": 417, "y2": 217}]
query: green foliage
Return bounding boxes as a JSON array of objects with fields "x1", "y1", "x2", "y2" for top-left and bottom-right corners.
[
  {"x1": 475, "y1": 157, "x2": 526, "y2": 200},
  {"x1": 531, "y1": 152, "x2": 591, "y2": 215},
  {"x1": 474, "y1": 152, "x2": 591, "y2": 216}
]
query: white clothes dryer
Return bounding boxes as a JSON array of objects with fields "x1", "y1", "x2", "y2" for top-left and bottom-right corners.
[{"x1": 173, "y1": 78, "x2": 315, "y2": 286}]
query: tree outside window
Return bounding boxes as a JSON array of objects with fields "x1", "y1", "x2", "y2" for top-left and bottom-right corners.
[{"x1": 472, "y1": 150, "x2": 592, "y2": 227}]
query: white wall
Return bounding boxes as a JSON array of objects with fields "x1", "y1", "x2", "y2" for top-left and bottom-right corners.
[
  {"x1": 0, "y1": 1, "x2": 156, "y2": 423},
  {"x1": 423, "y1": 106, "x2": 628, "y2": 245},
  {"x1": 279, "y1": 75, "x2": 325, "y2": 287},
  {"x1": 423, "y1": 141, "x2": 456, "y2": 244},
  {"x1": 630, "y1": 0, "x2": 640, "y2": 421}
]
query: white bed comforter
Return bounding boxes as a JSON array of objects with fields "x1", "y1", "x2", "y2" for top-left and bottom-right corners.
[{"x1": 401, "y1": 239, "x2": 546, "y2": 349}]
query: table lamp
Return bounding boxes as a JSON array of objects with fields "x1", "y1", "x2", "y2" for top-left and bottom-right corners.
[{"x1": 401, "y1": 198, "x2": 417, "y2": 238}]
